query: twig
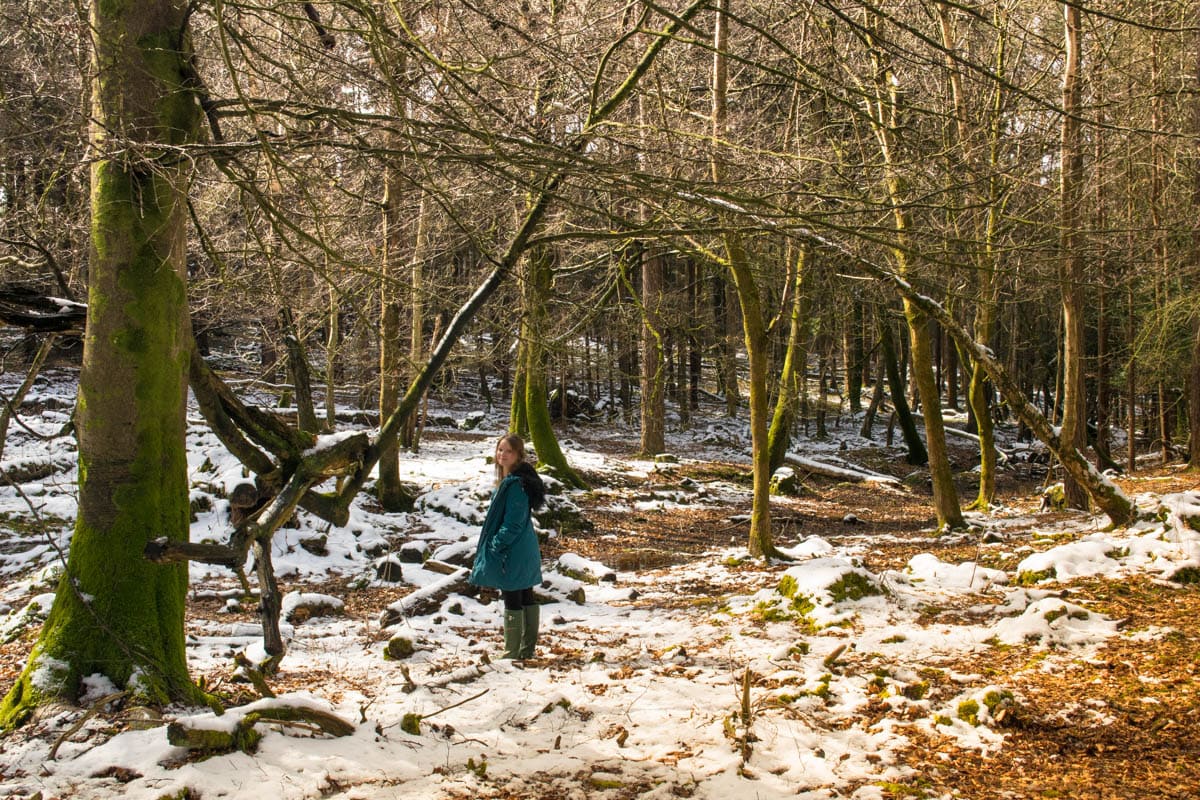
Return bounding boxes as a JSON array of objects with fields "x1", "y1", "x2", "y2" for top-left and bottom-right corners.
[
  {"x1": 382, "y1": 688, "x2": 489, "y2": 731},
  {"x1": 421, "y1": 688, "x2": 489, "y2": 721},
  {"x1": 48, "y1": 690, "x2": 127, "y2": 760}
]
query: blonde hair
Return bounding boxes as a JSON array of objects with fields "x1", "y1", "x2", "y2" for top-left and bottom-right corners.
[{"x1": 494, "y1": 433, "x2": 527, "y2": 482}]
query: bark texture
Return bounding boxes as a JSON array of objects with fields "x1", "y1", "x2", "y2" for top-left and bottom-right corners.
[{"x1": 2, "y1": 0, "x2": 202, "y2": 727}]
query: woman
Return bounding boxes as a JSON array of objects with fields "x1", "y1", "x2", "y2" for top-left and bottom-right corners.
[{"x1": 469, "y1": 434, "x2": 546, "y2": 659}]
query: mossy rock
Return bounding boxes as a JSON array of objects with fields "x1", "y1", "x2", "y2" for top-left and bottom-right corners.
[
  {"x1": 299, "y1": 535, "x2": 328, "y2": 557},
  {"x1": 1170, "y1": 566, "x2": 1200, "y2": 585},
  {"x1": 385, "y1": 637, "x2": 416, "y2": 660},
  {"x1": 375, "y1": 557, "x2": 404, "y2": 583},
  {"x1": 1040, "y1": 482, "x2": 1066, "y2": 511},
  {"x1": 770, "y1": 467, "x2": 801, "y2": 497},
  {"x1": 398, "y1": 541, "x2": 429, "y2": 564},
  {"x1": 535, "y1": 498, "x2": 593, "y2": 537}
]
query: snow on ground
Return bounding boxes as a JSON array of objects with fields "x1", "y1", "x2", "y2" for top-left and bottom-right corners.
[{"x1": 2, "y1": 369, "x2": 1200, "y2": 799}]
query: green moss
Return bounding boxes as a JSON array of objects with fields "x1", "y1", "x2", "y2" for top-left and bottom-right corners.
[
  {"x1": 877, "y1": 781, "x2": 930, "y2": 799},
  {"x1": 827, "y1": 572, "x2": 880, "y2": 602},
  {"x1": 957, "y1": 699, "x2": 981, "y2": 726},
  {"x1": 589, "y1": 778, "x2": 624, "y2": 790},
  {"x1": 1043, "y1": 606, "x2": 1068, "y2": 623},
  {"x1": 788, "y1": 642, "x2": 810, "y2": 658},
  {"x1": 982, "y1": 689, "x2": 1013, "y2": 715},
  {"x1": 934, "y1": 714, "x2": 952, "y2": 726},
  {"x1": 385, "y1": 637, "x2": 415, "y2": 660},
  {"x1": 902, "y1": 682, "x2": 929, "y2": 700},
  {"x1": 401, "y1": 713, "x2": 422, "y2": 735},
  {"x1": 1015, "y1": 568, "x2": 1055, "y2": 586},
  {"x1": 777, "y1": 574, "x2": 799, "y2": 598},
  {"x1": 791, "y1": 591, "x2": 816, "y2": 614},
  {"x1": 1171, "y1": 567, "x2": 1200, "y2": 585}
]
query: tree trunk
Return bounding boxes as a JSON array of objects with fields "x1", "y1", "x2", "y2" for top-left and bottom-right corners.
[
  {"x1": 2, "y1": 0, "x2": 202, "y2": 727},
  {"x1": 720, "y1": 276, "x2": 741, "y2": 417},
  {"x1": 905, "y1": 300, "x2": 965, "y2": 529},
  {"x1": 1190, "y1": 12, "x2": 1200, "y2": 469},
  {"x1": 881, "y1": 320, "x2": 927, "y2": 466},
  {"x1": 768, "y1": 246, "x2": 810, "y2": 473},
  {"x1": 377, "y1": 160, "x2": 408, "y2": 510},
  {"x1": 845, "y1": 294, "x2": 864, "y2": 413},
  {"x1": 324, "y1": 287, "x2": 340, "y2": 428},
  {"x1": 864, "y1": 10, "x2": 962, "y2": 529},
  {"x1": 1058, "y1": 2, "x2": 1089, "y2": 509},
  {"x1": 518, "y1": 244, "x2": 585, "y2": 488},
  {"x1": 713, "y1": 0, "x2": 779, "y2": 558},
  {"x1": 640, "y1": 245, "x2": 666, "y2": 455},
  {"x1": 402, "y1": 191, "x2": 432, "y2": 452}
]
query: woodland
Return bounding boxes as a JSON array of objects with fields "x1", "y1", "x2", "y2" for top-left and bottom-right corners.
[{"x1": 2, "y1": 0, "x2": 1200, "y2": 798}]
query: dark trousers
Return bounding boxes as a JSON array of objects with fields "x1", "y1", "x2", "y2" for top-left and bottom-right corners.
[{"x1": 502, "y1": 588, "x2": 535, "y2": 610}]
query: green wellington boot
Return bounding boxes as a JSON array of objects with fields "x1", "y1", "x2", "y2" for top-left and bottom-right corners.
[
  {"x1": 520, "y1": 604, "x2": 540, "y2": 659},
  {"x1": 502, "y1": 609, "x2": 525, "y2": 659}
]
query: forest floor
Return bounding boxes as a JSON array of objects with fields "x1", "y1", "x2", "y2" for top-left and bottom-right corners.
[
  {"x1": 2, "y1": 386, "x2": 1200, "y2": 799},
  {"x1": 549, "y1": 447, "x2": 1200, "y2": 800}
]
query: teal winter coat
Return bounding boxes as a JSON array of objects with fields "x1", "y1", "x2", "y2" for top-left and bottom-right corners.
[{"x1": 469, "y1": 473, "x2": 543, "y2": 591}]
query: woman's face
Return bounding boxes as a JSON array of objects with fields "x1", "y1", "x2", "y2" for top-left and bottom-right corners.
[{"x1": 495, "y1": 439, "x2": 520, "y2": 474}]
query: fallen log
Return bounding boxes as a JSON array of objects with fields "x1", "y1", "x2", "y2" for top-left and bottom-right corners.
[
  {"x1": 783, "y1": 453, "x2": 899, "y2": 484},
  {"x1": 379, "y1": 568, "x2": 473, "y2": 626},
  {"x1": 167, "y1": 703, "x2": 354, "y2": 755}
]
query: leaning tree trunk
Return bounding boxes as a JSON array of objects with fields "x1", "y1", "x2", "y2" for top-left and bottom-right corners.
[
  {"x1": 880, "y1": 319, "x2": 927, "y2": 465},
  {"x1": 2, "y1": 0, "x2": 202, "y2": 727},
  {"x1": 824, "y1": 239, "x2": 1136, "y2": 526}
]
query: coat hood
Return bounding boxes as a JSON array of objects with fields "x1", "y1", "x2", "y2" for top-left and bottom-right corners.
[{"x1": 511, "y1": 461, "x2": 546, "y2": 510}]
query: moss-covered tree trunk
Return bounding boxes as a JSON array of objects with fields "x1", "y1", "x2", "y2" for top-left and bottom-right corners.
[
  {"x1": 713, "y1": 0, "x2": 780, "y2": 560},
  {"x1": 767, "y1": 246, "x2": 810, "y2": 473},
  {"x1": 864, "y1": 11, "x2": 963, "y2": 530},
  {"x1": 2, "y1": 0, "x2": 201, "y2": 728},
  {"x1": 515, "y1": 244, "x2": 586, "y2": 488}
]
